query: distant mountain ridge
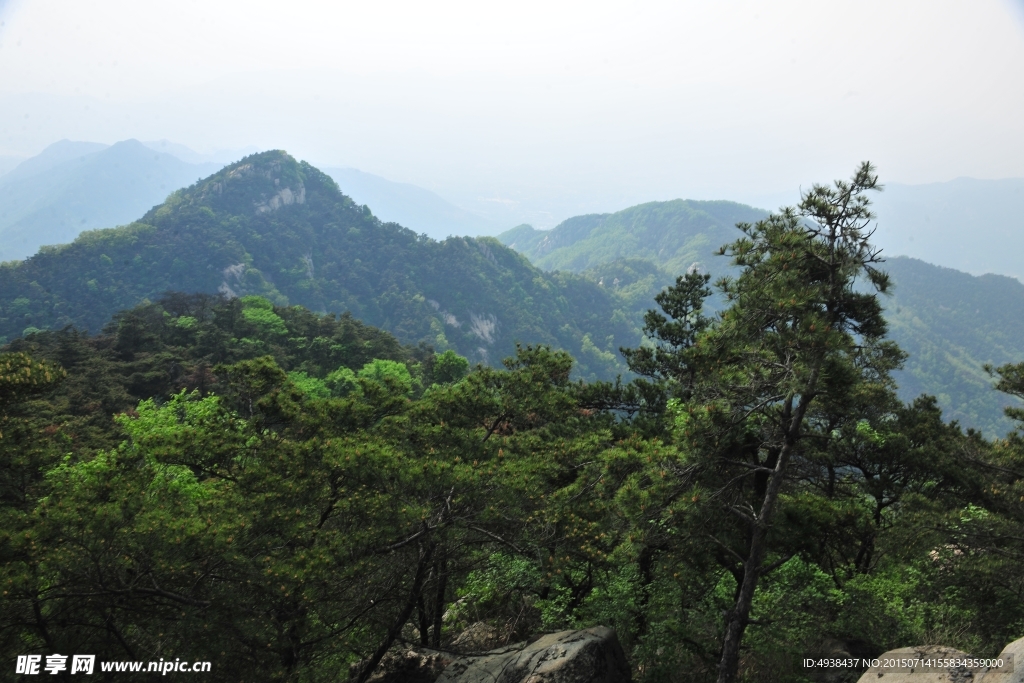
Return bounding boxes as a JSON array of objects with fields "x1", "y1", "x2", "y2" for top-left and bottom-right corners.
[
  {"x1": 0, "y1": 140, "x2": 109, "y2": 185},
  {"x1": 0, "y1": 151, "x2": 635, "y2": 380},
  {"x1": 0, "y1": 140, "x2": 219, "y2": 262},
  {"x1": 2, "y1": 148, "x2": 1021, "y2": 434},
  {"x1": 499, "y1": 199, "x2": 1024, "y2": 436},
  {"x1": 499, "y1": 200, "x2": 766, "y2": 276}
]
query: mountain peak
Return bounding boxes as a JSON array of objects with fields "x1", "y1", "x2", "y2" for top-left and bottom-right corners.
[{"x1": 149, "y1": 150, "x2": 316, "y2": 220}]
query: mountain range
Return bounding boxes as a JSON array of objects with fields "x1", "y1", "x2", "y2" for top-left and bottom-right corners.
[
  {"x1": 0, "y1": 140, "x2": 220, "y2": 262},
  {"x1": 0, "y1": 151, "x2": 634, "y2": 381},
  {"x1": 0, "y1": 140, "x2": 509, "y2": 260},
  {"x1": 5, "y1": 139, "x2": 1023, "y2": 282},
  {"x1": 1, "y1": 148, "x2": 1021, "y2": 435},
  {"x1": 498, "y1": 209, "x2": 1024, "y2": 436}
]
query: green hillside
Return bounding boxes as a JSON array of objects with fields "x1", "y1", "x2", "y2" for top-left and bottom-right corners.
[
  {"x1": 500, "y1": 200, "x2": 1023, "y2": 436},
  {"x1": 498, "y1": 199, "x2": 766, "y2": 276},
  {"x1": 0, "y1": 151, "x2": 635, "y2": 380},
  {"x1": 884, "y1": 258, "x2": 1024, "y2": 434}
]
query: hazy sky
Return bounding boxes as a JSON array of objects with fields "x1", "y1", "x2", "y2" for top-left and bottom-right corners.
[{"x1": 1, "y1": 0, "x2": 1022, "y2": 224}]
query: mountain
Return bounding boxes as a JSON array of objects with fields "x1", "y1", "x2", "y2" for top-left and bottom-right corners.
[
  {"x1": 323, "y1": 167, "x2": 503, "y2": 240},
  {"x1": 0, "y1": 151, "x2": 635, "y2": 380},
  {"x1": 0, "y1": 139, "x2": 108, "y2": 185},
  {"x1": 0, "y1": 139, "x2": 220, "y2": 262},
  {"x1": 498, "y1": 200, "x2": 766, "y2": 277},
  {"x1": 883, "y1": 257, "x2": 1024, "y2": 435},
  {"x1": 499, "y1": 200, "x2": 1024, "y2": 436}
]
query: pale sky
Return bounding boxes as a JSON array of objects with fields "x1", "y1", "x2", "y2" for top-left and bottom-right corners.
[{"x1": 1, "y1": 0, "x2": 1022, "y2": 224}]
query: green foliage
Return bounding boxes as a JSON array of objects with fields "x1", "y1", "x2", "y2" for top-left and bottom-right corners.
[
  {"x1": 287, "y1": 370, "x2": 331, "y2": 398},
  {"x1": 0, "y1": 351, "x2": 65, "y2": 409},
  {"x1": 239, "y1": 295, "x2": 289, "y2": 338},
  {"x1": 497, "y1": 200, "x2": 765, "y2": 276},
  {"x1": 326, "y1": 366, "x2": 361, "y2": 397},
  {"x1": 500, "y1": 197, "x2": 1024, "y2": 438},
  {"x1": 358, "y1": 358, "x2": 417, "y2": 396},
  {"x1": 5, "y1": 163, "x2": 1024, "y2": 683},
  {"x1": 885, "y1": 259, "x2": 1024, "y2": 435},
  {"x1": 0, "y1": 151, "x2": 637, "y2": 381},
  {"x1": 432, "y1": 349, "x2": 470, "y2": 384}
]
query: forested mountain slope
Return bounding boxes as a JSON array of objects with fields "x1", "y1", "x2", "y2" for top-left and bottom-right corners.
[
  {"x1": 884, "y1": 257, "x2": 1024, "y2": 434},
  {"x1": 500, "y1": 201, "x2": 1024, "y2": 436},
  {"x1": 498, "y1": 200, "x2": 766, "y2": 276},
  {"x1": 0, "y1": 139, "x2": 218, "y2": 262},
  {"x1": 0, "y1": 151, "x2": 634, "y2": 379}
]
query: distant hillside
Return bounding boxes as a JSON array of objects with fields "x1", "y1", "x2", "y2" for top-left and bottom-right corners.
[
  {"x1": 323, "y1": 167, "x2": 503, "y2": 240},
  {"x1": 0, "y1": 151, "x2": 635, "y2": 380},
  {"x1": 884, "y1": 257, "x2": 1024, "y2": 435},
  {"x1": 500, "y1": 200, "x2": 1023, "y2": 436},
  {"x1": 0, "y1": 139, "x2": 219, "y2": 262},
  {"x1": 0, "y1": 140, "x2": 108, "y2": 185},
  {"x1": 498, "y1": 200, "x2": 767, "y2": 276}
]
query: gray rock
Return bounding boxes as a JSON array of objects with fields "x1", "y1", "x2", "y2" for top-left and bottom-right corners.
[
  {"x1": 449, "y1": 622, "x2": 506, "y2": 654},
  {"x1": 975, "y1": 636, "x2": 1024, "y2": 682},
  {"x1": 855, "y1": 645, "x2": 983, "y2": 683},
  {"x1": 437, "y1": 626, "x2": 630, "y2": 683},
  {"x1": 351, "y1": 645, "x2": 455, "y2": 683}
]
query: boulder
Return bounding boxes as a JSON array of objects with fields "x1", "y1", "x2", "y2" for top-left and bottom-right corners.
[
  {"x1": 351, "y1": 645, "x2": 455, "y2": 683},
  {"x1": 436, "y1": 626, "x2": 630, "y2": 683},
  {"x1": 974, "y1": 635, "x2": 1024, "y2": 682},
  {"x1": 855, "y1": 645, "x2": 983, "y2": 683},
  {"x1": 449, "y1": 622, "x2": 506, "y2": 654}
]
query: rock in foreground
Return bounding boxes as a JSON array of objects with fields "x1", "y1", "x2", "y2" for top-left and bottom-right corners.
[
  {"x1": 437, "y1": 626, "x2": 630, "y2": 683},
  {"x1": 856, "y1": 645, "x2": 983, "y2": 683},
  {"x1": 354, "y1": 646, "x2": 455, "y2": 683}
]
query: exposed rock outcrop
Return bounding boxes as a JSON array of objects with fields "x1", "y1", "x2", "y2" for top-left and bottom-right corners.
[
  {"x1": 351, "y1": 645, "x2": 456, "y2": 683},
  {"x1": 975, "y1": 635, "x2": 1024, "y2": 682},
  {"x1": 436, "y1": 626, "x2": 630, "y2": 683},
  {"x1": 448, "y1": 622, "x2": 505, "y2": 654},
  {"x1": 856, "y1": 645, "x2": 984, "y2": 683}
]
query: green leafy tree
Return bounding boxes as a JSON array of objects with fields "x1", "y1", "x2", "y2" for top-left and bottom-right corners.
[
  {"x1": 432, "y1": 349, "x2": 470, "y2": 385},
  {"x1": 358, "y1": 359, "x2": 417, "y2": 397}
]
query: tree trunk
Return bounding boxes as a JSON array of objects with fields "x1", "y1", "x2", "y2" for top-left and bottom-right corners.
[
  {"x1": 417, "y1": 593, "x2": 430, "y2": 646},
  {"x1": 354, "y1": 542, "x2": 434, "y2": 683},
  {"x1": 431, "y1": 557, "x2": 448, "y2": 647},
  {"x1": 716, "y1": 388, "x2": 816, "y2": 683}
]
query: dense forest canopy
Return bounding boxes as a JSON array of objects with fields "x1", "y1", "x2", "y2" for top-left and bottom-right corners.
[{"x1": 5, "y1": 164, "x2": 1024, "y2": 682}]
